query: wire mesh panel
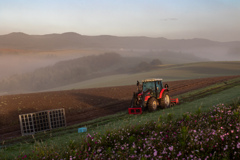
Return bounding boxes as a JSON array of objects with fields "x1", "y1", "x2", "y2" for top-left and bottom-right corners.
[
  {"x1": 19, "y1": 114, "x2": 35, "y2": 135},
  {"x1": 19, "y1": 109, "x2": 66, "y2": 136},
  {"x1": 33, "y1": 111, "x2": 50, "y2": 132},
  {"x1": 49, "y1": 109, "x2": 66, "y2": 129}
]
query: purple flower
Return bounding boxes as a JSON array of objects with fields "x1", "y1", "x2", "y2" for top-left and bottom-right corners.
[
  {"x1": 154, "y1": 150, "x2": 157, "y2": 156},
  {"x1": 169, "y1": 146, "x2": 173, "y2": 151},
  {"x1": 237, "y1": 142, "x2": 240, "y2": 149},
  {"x1": 177, "y1": 151, "x2": 182, "y2": 157},
  {"x1": 97, "y1": 148, "x2": 102, "y2": 153}
]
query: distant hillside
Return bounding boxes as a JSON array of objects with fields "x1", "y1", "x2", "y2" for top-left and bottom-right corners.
[
  {"x1": 0, "y1": 53, "x2": 121, "y2": 93},
  {"x1": 0, "y1": 32, "x2": 239, "y2": 61},
  {"x1": 0, "y1": 52, "x2": 165, "y2": 94},
  {"x1": 0, "y1": 32, "x2": 239, "y2": 51}
]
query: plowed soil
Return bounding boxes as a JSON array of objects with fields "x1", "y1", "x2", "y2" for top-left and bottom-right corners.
[{"x1": 0, "y1": 75, "x2": 239, "y2": 140}]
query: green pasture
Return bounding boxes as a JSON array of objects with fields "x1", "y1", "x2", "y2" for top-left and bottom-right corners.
[{"x1": 48, "y1": 61, "x2": 240, "y2": 91}]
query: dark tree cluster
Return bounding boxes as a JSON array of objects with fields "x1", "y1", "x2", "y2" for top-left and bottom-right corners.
[{"x1": 137, "y1": 59, "x2": 162, "y2": 71}]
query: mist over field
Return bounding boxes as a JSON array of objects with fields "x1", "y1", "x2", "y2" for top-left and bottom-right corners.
[
  {"x1": 0, "y1": 52, "x2": 85, "y2": 80},
  {"x1": 0, "y1": 33, "x2": 240, "y2": 95}
]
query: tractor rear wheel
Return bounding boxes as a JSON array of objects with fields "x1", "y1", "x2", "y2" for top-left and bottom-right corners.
[
  {"x1": 148, "y1": 97, "x2": 158, "y2": 112},
  {"x1": 160, "y1": 92, "x2": 170, "y2": 108}
]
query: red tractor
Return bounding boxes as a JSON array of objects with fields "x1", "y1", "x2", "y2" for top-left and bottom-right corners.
[{"x1": 128, "y1": 79, "x2": 178, "y2": 114}]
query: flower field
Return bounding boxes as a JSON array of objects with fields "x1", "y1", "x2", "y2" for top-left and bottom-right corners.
[{"x1": 17, "y1": 103, "x2": 240, "y2": 159}]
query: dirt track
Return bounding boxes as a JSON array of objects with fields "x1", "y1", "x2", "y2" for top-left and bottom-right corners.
[{"x1": 0, "y1": 75, "x2": 240, "y2": 140}]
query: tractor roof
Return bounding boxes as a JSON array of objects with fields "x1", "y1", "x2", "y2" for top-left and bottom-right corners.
[{"x1": 142, "y1": 78, "x2": 163, "y2": 82}]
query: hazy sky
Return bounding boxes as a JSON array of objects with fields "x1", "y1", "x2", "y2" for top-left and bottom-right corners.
[{"x1": 1, "y1": 0, "x2": 240, "y2": 41}]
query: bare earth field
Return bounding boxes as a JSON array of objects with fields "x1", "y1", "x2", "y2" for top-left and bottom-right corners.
[{"x1": 0, "y1": 75, "x2": 240, "y2": 140}]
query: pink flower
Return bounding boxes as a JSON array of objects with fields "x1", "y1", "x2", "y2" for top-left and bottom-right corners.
[
  {"x1": 154, "y1": 150, "x2": 158, "y2": 156},
  {"x1": 169, "y1": 146, "x2": 173, "y2": 151},
  {"x1": 177, "y1": 151, "x2": 182, "y2": 157},
  {"x1": 237, "y1": 142, "x2": 240, "y2": 149}
]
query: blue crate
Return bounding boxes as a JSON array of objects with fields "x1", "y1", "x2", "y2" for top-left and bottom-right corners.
[{"x1": 78, "y1": 127, "x2": 87, "y2": 133}]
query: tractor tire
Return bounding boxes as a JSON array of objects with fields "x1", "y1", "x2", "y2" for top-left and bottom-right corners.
[
  {"x1": 160, "y1": 92, "x2": 170, "y2": 109},
  {"x1": 148, "y1": 97, "x2": 158, "y2": 112}
]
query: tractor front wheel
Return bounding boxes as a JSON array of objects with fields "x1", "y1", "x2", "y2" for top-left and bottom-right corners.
[
  {"x1": 148, "y1": 97, "x2": 158, "y2": 112},
  {"x1": 160, "y1": 92, "x2": 170, "y2": 109}
]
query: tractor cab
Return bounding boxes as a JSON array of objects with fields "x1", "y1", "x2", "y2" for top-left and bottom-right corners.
[{"x1": 142, "y1": 79, "x2": 163, "y2": 98}]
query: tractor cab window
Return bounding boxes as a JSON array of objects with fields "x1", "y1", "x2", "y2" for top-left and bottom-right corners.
[
  {"x1": 142, "y1": 82, "x2": 155, "y2": 92},
  {"x1": 156, "y1": 81, "x2": 163, "y2": 91}
]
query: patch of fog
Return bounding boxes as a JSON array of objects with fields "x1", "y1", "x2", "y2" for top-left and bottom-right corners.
[
  {"x1": 181, "y1": 47, "x2": 233, "y2": 61},
  {"x1": 0, "y1": 53, "x2": 84, "y2": 80}
]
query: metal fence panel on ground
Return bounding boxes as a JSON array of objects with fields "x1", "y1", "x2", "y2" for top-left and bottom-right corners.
[{"x1": 19, "y1": 109, "x2": 66, "y2": 136}]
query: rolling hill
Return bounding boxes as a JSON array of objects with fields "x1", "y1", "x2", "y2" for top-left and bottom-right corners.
[
  {"x1": 48, "y1": 61, "x2": 240, "y2": 91},
  {"x1": 0, "y1": 32, "x2": 239, "y2": 61}
]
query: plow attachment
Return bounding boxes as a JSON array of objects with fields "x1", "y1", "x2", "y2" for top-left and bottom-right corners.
[
  {"x1": 128, "y1": 98, "x2": 179, "y2": 114},
  {"x1": 128, "y1": 108, "x2": 142, "y2": 114},
  {"x1": 170, "y1": 98, "x2": 179, "y2": 104}
]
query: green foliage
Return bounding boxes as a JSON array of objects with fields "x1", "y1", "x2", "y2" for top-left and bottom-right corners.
[
  {"x1": 178, "y1": 126, "x2": 189, "y2": 147},
  {"x1": 166, "y1": 113, "x2": 174, "y2": 122},
  {"x1": 158, "y1": 115, "x2": 163, "y2": 122},
  {"x1": 232, "y1": 97, "x2": 240, "y2": 108},
  {"x1": 233, "y1": 111, "x2": 239, "y2": 116},
  {"x1": 106, "y1": 147, "x2": 112, "y2": 155},
  {"x1": 128, "y1": 136, "x2": 136, "y2": 145},
  {"x1": 129, "y1": 147, "x2": 135, "y2": 154},
  {"x1": 68, "y1": 140, "x2": 77, "y2": 150},
  {"x1": 195, "y1": 106, "x2": 202, "y2": 115},
  {"x1": 182, "y1": 113, "x2": 191, "y2": 121}
]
